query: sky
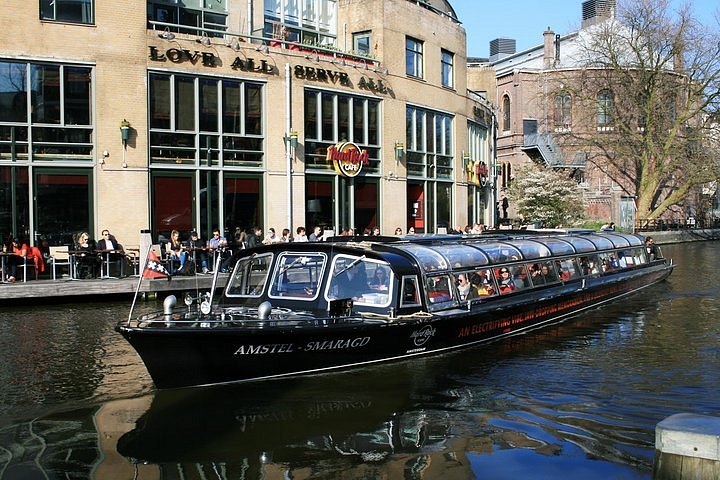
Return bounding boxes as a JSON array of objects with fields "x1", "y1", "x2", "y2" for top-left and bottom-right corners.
[{"x1": 449, "y1": 0, "x2": 720, "y2": 58}]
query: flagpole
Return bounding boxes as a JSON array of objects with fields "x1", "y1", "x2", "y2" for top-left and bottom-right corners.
[{"x1": 128, "y1": 244, "x2": 153, "y2": 323}]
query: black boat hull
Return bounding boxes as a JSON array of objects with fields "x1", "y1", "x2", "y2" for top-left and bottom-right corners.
[{"x1": 117, "y1": 263, "x2": 672, "y2": 389}]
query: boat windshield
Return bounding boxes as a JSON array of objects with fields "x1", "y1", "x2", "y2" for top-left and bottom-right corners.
[
  {"x1": 325, "y1": 255, "x2": 393, "y2": 307},
  {"x1": 225, "y1": 253, "x2": 273, "y2": 297},
  {"x1": 269, "y1": 252, "x2": 327, "y2": 301}
]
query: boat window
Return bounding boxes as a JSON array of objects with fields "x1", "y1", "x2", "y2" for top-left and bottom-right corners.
[
  {"x1": 225, "y1": 253, "x2": 273, "y2": 297},
  {"x1": 582, "y1": 234, "x2": 614, "y2": 250},
  {"x1": 633, "y1": 247, "x2": 648, "y2": 265},
  {"x1": 539, "y1": 261, "x2": 560, "y2": 284},
  {"x1": 564, "y1": 236, "x2": 597, "y2": 253},
  {"x1": 503, "y1": 239, "x2": 552, "y2": 259},
  {"x1": 555, "y1": 258, "x2": 581, "y2": 281},
  {"x1": 400, "y1": 275, "x2": 422, "y2": 307},
  {"x1": 578, "y1": 255, "x2": 601, "y2": 275},
  {"x1": 394, "y1": 244, "x2": 449, "y2": 272},
  {"x1": 325, "y1": 255, "x2": 393, "y2": 307},
  {"x1": 431, "y1": 244, "x2": 490, "y2": 269},
  {"x1": 526, "y1": 262, "x2": 545, "y2": 286},
  {"x1": 494, "y1": 266, "x2": 519, "y2": 294},
  {"x1": 426, "y1": 274, "x2": 454, "y2": 304},
  {"x1": 601, "y1": 233, "x2": 631, "y2": 248},
  {"x1": 456, "y1": 268, "x2": 497, "y2": 300},
  {"x1": 475, "y1": 242, "x2": 523, "y2": 263},
  {"x1": 469, "y1": 269, "x2": 497, "y2": 298},
  {"x1": 617, "y1": 250, "x2": 638, "y2": 269},
  {"x1": 598, "y1": 252, "x2": 619, "y2": 272},
  {"x1": 613, "y1": 233, "x2": 643, "y2": 247},
  {"x1": 534, "y1": 238, "x2": 575, "y2": 256},
  {"x1": 269, "y1": 252, "x2": 326, "y2": 301}
]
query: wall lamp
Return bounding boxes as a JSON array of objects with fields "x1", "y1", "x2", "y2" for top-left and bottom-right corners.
[
  {"x1": 197, "y1": 33, "x2": 212, "y2": 47},
  {"x1": 255, "y1": 45, "x2": 270, "y2": 54},
  {"x1": 284, "y1": 131, "x2": 299, "y2": 148},
  {"x1": 394, "y1": 141, "x2": 405, "y2": 159},
  {"x1": 227, "y1": 37, "x2": 241, "y2": 51},
  {"x1": 120, "y1": 119, "x2": 131, "y2": 168},
  {"x1": 158, "y1": 27, "x2": 175, "y2": 40}
]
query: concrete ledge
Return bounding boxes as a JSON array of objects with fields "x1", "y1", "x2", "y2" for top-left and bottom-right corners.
[
  {"x1": 656, "y1": 413, "x2": 720, "y2": 460},
  {"x1": 644, "y1": 229, "x2": 720, "y2": 245}
]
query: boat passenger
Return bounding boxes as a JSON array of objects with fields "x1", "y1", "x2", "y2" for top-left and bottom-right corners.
[
  {"x1": 455, "y1": 273, "x2": 472, "y2": 300},
  {"x1": 645, "y1": 236, "x2": 659, "y2": 260},
  {"x1": 369, "y1": 267, "x2": 390, "y2": 291},
  {"x1": 331, "y1": 258, "x2": 368, "y2": 299},
  {"x1": 540, "y1": 263, "x2": 558, "y2": 283},
  {"x1": 496, "y1": 267, "x2": 515, "y2": 293},
  {"x1": 427, "y1": 275, "x2": 452, "y2": 303},
  {"x1": 528, "y1": 263, "x2": 545, "y2": 286},
  {"x1": 467, "y1": 270, "x2": 494, "y2": 298}
]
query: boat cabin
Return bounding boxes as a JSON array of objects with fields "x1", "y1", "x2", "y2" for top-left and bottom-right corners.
[{"x1": 219, "y1": 231, "x2": 658, "y2": 318}]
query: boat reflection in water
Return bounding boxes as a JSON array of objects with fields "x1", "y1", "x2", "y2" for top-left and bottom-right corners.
[{"x1": 116, "y1": 364, "x2": 465, "y2": 479}]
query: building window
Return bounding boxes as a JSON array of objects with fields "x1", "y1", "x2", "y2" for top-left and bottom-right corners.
[
  {"x1": 148, "y1": 1, "x2": 227, "y2": 37},
  {"x1": 597, "y1": 89, "x2": 614, "y2": 128},
  {"x1": 303, "y1": 89, "x2": 381, "y2": 174},
  {"x1": 502, "y1": 95, "x2": 510, "y2": 131},
  {"x1": 353, "y1": 31, "x2": 372, "y2": 56},
  {"x1": 553, "y1": 92, "x2": 572, "y2": 130},
  {"x1": 148, "y1": 72, "x2": 264, "y2": 167},
  {"x1": 0, "y1": 61, "x2": 93, "y2": 163},
  {"x1": 264, "y1": 0, "x2": 337, "y2": 47},
  {"x1": 406, "y1": 37, "x2": 424, "y2": 78},
  {"x1": 40, "y1": 0, "x2": 94, "y2": 24},
  {"x1": 441, "y1": 49, "x2": 454, "y2": 88},
  {"x1": 406, "y1": 106, "x2": 453, "y2": 180}
]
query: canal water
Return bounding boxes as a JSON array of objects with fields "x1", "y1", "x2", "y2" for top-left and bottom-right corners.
[{"x1": 0, "y1": 242, "x2": 718, "y2": 479}]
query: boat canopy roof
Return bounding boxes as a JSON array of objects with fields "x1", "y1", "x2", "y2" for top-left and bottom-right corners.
[{"x1": 380, "y1": 231, "x2": 646, "y2": 274}]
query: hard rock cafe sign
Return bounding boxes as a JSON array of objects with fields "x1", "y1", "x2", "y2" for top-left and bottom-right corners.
[{"x1": 327, "y1": 142, "x2": 369, "y2": 178}]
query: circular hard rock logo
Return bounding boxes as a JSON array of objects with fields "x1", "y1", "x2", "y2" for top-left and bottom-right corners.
[{"x1": 327, "y1": 142, "x2": 370, "y2": 178}]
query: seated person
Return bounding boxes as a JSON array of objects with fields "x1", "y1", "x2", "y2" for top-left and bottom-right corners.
[
  {"x1": 455, "y1": 273, "x2": 472, "y2": 300},
  {"x1": 540, "y1": 263, "x2": 558, "y2": 283},
  {"x1": 185, "y1": 231, "x2": 209, "y2": 273},
  {"x1": 97, "y1": 229, "x2": 129, "y2": 276},
  {"x1": 495, "y1": 267, "x2": 515, "y2": 293},
  {"x1": 74, "y1": 231, "x2": 100, "y2": 279},
  {"x1": 467, "y1": 270, "x2": 495, "y2": 298},
  {"x1": 427, "y1": 275, "x2": 452, "y2": 303},
  {"x1": 166, "y1": 229, "x2": 187, "y2": 274},
  {"x1": 368, "y1": 267, "x2": 390, "y2": 291},
  {"x1": 329, "y1": 258, "x2": 368, "y2": 300}
]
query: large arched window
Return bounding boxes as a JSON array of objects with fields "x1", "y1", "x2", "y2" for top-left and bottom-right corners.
[
  {"x1": 597, "y1": 89, "x2": 614, "y2": 127},
  {"x1": 553, "y1": 92, "x2": 572, "y2": 129},
  {"x1": 502, "y1": 95, "x2": 510, "y2": 131}
]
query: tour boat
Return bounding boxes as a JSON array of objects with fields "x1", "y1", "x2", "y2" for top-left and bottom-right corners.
[{"x1": 116, "y1": 230, "x2": 673, "y2": 389}]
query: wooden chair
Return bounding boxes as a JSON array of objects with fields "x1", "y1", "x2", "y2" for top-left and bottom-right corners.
[{"x1": 49, "y1": 246, "x2": 73, "y2": 280}]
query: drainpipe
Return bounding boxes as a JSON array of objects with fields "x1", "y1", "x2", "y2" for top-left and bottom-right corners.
[{"x1": 286, "y1": 63, "x2": 293, "y2": 234}]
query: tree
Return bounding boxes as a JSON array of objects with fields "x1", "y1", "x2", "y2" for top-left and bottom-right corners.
[
  {"x1": 557, "y1": 0, "x2": 720, "y2": 220},
  {"x1": 509, "y1": 165, "x2": 586, "y2": 227}
]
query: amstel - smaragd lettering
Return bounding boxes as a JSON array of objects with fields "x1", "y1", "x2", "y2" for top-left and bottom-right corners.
[{"x1": 234, "y1": 336, "x2": 370, "y2": 355}]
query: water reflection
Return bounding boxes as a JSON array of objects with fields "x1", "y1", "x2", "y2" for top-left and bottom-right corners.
[{"x1": 0, "y1": 242, "x2": 718, "y2": 479}]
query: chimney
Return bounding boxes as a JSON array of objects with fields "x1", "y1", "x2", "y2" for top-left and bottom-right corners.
[
  {"x1": 673, "y1": 40, "x2": 684, "y2": 72},
  {"x1": 544, "y1": 28, "x2": 555, "y2": 69}
]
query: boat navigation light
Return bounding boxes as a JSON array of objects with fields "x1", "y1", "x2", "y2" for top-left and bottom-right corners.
[
  {"x1": 200, "y1": 300, "x2": 212, "y2": 315},
  {"x1": 258, "y1": 301, "x2": 272, "y2": 320}
]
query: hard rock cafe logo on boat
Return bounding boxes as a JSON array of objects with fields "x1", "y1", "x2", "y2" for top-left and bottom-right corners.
[
  {"x1": 410, "y1": 325, "x2": 436, "y2": 347},
  {"x1": 327, "y1": 142, "x2": 370, "y2": 178}
]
